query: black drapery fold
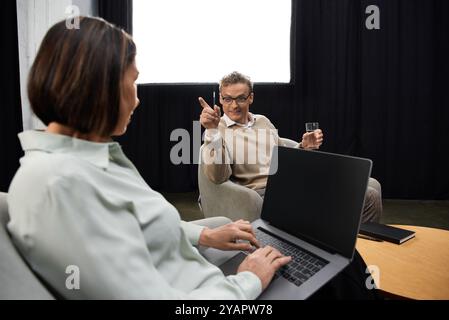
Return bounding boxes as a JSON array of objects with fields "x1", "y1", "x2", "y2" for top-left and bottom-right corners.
[
  {"x1": 1, "y1": 0, "x2": 23, "y2": 192},
  {"x1": 359, "y1": 0, "x2": 449, "y2": 199},
  {"x1": 110, "y1": 0, "x2": 449, "y2": 199},
  {"x1": 98, "y1": 0, "x2": 133, "y2": 34},
  {"x1": 294, "y1": 0, "x2": 362, "y2": 155}
]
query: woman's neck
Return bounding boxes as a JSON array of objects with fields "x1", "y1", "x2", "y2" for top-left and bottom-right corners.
[{"x1": 46, "y1": 122, "x2": 111, "y2": 143}]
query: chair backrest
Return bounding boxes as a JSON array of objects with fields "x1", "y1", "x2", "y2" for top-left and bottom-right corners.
[
  {"x1": 197, "y1": 138, "x2": 300, "y2": 221},
  {"x1": 197, "y1": 145, "x2": 264, "y2": 221},
  {"x1": 0, "y1": 192, "x2": 54, "y2": 300}
]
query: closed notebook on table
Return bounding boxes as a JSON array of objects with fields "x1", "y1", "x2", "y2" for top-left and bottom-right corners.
[{"x1": 359, "y1": 223, "x2": 416, "y2": 244}]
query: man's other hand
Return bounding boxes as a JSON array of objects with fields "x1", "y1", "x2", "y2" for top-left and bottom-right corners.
[{"x1": 301, "y1": 129, "x2": 324, "y2": 150}]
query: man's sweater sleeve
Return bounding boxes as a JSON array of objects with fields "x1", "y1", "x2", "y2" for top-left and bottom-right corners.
[{"x1": 201, "y1": 129, "x2": 232, "y2": 184}]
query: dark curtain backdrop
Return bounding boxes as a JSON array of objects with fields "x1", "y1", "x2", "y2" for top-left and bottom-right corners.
[
  {"x1": 359, "y1": 0, "x2": 449, "y2": 199},
  {"x1": 1, "y1": 0, "x2": 23, "y2": 192},
  {"x1": 98, "y1": 0, "x2": 133, "y2": 34},
  {"x1": 107, "y1": 0, "x2": 449, "y2": 199}
]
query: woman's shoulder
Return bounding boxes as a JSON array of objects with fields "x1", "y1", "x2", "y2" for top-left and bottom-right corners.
[
  {"x1": 23, "y1": 151, "x2": 86, "y2": 177},
  {"x1": 9, "y1": 151, "x2": 92, "y2": 199}
]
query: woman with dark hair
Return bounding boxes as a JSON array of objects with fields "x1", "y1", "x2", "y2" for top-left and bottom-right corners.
[{"x1": 7, "y1": 17, "x2": 290, "y2": 299}]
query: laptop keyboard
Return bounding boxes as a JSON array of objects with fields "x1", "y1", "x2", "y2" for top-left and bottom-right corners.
[{"x1": 254, "y1": 227, "x2": 329, "y2": 287}]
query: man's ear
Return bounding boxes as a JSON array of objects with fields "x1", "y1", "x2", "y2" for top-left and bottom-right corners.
[{"x1": 249, "y1": 92, "x2": 254, "y2": 105}]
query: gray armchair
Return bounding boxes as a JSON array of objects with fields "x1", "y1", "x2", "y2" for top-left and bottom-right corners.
[{"x1": 198, "y1": 138, "x2": 298, "y2": 222}]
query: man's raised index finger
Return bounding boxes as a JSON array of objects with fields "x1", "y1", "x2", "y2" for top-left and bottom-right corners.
[{"x1": 198, "y1": 97, "x2": 212, "y2": 110}]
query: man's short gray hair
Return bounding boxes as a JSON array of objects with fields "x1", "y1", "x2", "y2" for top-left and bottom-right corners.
[{"x1": 219, "y1": 71, "x2": 254, "y2": 93}]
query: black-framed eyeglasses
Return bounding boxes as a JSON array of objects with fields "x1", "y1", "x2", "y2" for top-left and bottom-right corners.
[{"x1": 221, "y1": 93, "x2": 252, "y2": 105}]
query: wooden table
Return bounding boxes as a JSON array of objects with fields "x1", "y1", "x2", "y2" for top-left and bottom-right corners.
[{"x1": 356, "y1": 225, "x2": 449, "y2": 300}]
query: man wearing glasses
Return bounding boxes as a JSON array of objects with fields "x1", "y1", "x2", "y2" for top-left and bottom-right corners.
[{"x1": 198, "y1": 71, "x2": 382, "y2": 223}]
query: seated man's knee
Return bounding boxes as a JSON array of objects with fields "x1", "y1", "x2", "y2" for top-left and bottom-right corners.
[
  {"x1": 365, "y1": 187, "x2": 376, "y2": 207},
  {"x1": 362, "y1": 186, "x2": 382, "y2": 223},
  {"x1": 368, "y1": 178, "x2": 382, "y2": 197}
]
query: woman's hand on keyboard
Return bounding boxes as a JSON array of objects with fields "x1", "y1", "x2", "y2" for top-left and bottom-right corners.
[
  {"x1": 237, "y1": 246, "x2": 292, "y2": 290},
  {"x1": 198, "y1": 219, "x2": 260, "y2": 251}
]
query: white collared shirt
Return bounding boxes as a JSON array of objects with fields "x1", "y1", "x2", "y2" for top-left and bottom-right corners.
[
  {"x1": 222, "y1": 113, "x2": 256, "y2": 129},
  {"x1": 205, "y1": 113, "x2": 257, "y2": 142}
]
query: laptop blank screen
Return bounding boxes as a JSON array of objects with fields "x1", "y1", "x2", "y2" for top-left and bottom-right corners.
[{"x1": 262, "y1": 147, "x2": 372, "y2": 259}]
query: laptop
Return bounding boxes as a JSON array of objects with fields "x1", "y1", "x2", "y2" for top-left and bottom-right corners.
[{"x1": 203, "y1": 146, "x2": 372, "y2": 300}]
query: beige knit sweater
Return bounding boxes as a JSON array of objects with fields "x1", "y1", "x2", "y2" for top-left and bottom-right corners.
[{"x1": 201, "y1": 114, "x2": 298, "y2": 191}]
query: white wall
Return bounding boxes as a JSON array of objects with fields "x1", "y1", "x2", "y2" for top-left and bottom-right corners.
[{"x1": 17, "y1": 0, "x2": 98, "y2": 130}]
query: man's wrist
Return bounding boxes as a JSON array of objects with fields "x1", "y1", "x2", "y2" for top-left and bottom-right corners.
[{"x1": 204, "y1": 129, "x2": 220, "y2": 143}]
